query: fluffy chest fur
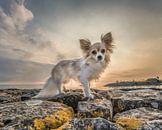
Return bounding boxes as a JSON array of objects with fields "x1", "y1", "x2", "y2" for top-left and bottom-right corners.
[{"x1": 78, "y1": 58, "x2": 107, "y2": 80}]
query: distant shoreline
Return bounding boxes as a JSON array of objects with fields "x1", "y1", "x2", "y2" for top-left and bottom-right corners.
[{"x1": 105, "y1": 77, "x2": 162, "y2": 87}]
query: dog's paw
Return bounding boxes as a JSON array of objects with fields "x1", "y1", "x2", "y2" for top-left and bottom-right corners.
[{"x1": 89, "y1": 94, "x2": 94, "y2": 99}]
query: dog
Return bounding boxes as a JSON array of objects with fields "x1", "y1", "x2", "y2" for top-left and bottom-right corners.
[{"x1": 34, "y1": 32, "x2": 114, "y2": 99}]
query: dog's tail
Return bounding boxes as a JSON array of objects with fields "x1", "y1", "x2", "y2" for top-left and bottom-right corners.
[{"x1": 33, "y1": 77, "x2": 59, "y2": 99}]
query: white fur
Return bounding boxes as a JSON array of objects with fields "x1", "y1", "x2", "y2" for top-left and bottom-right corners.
[
  {"x1": 34, "y1": 77, "x2": 59, "y2": 98},
  {"x1": 78, "y1": 59, "x2": 105, "y2": 97}
]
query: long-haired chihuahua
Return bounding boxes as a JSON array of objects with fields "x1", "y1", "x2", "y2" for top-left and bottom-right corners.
[{"x1": 34, "y1": 32, "x2": 114, "y2": 99}]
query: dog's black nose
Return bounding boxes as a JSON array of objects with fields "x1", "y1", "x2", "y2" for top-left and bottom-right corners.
[{"x1": 97, "y1": 55, "x2": 102, "y2": 61}]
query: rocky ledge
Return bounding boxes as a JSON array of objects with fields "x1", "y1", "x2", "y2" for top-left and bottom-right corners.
[{"x1": 0, "y1": 87, "x2": 162, "y2": 130}]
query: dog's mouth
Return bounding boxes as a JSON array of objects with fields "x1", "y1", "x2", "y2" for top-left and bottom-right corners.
[{"x1": 97, "y1": 59, "x2": 105, "y2": 63}]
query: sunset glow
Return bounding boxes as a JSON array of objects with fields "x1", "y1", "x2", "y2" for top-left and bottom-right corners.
[{"x1": 0, "y1": 0, "x2": 162, "y2": 87}]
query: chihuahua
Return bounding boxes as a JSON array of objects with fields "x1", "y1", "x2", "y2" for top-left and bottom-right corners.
[{"x1": 34, "y1": 32, "x2": 114, "y2": 99}]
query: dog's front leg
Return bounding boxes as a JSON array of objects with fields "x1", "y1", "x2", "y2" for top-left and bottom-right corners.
[{"x1": 79, "y1": 77, "x2": 94, "y2": 99}]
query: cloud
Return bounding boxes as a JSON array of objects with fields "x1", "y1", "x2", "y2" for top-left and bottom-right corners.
[
  {"x1": 0, "y1": 0, "x2": 33, "y2": 32},
  {"x1": 10, "y1": 0, "x2": 33, "y2": 30},
  {"x1": 0, "y1": 0, "x2": 162, "y2": 84},
  {"x1": 12, "y1": 48, "x2": 33, "y2": 59},
  {"x1": 0, "y1": 57, "x2": 53, "y2": 83},
  {"x1": 0, "y1": 7, "x2": 15, "y2": 32},
  {"x1": 0, "y1": 0, "x2": 64, "y2": 63}
]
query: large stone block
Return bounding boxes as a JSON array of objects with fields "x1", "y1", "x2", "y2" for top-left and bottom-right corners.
[
  {"x1": 0, "y1": 89, "x2": 39, "y2": 103},
  {"x1": 114, "y1": 107, "x2": 162, "y2": 130},
  {"x1": 77, "y1": 99, "x2": 113, "y2": 121},
  {"x1": 59, "y1": 118, "x2": 123, "y2": 130},
  {"x1": 110, "y1": 89, "x2": 162, "y2": 114},
  {"x1": 0, "y1": 100, "x2": 74, "y2": 129},
  {"x1": 47, "y1": 92, "x2": 83, "y2": 112},
  {"x1": 45, "y1": 90, "x2": 105, "y2": 112}
]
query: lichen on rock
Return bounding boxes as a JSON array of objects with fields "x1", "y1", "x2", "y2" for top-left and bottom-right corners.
[
  {"x1": 34, "y1": 107, "x2": 74, "y2": 129},
  {"x1": 116, "y1": 117, "x2": 145, "y2": 130},
  {"x1": 77, "y1": 99, "x2": 113, "y2": 121},
  {"x1": 34, "y1": 118, "x2": 45, "y2": 130},
  {"x1": 1, "y1": 88, "x2": 162, "y2": 130},
  {"x1": 0, "y1": 100, "x2": 74, "y2": 129},
  {"x1": 58, "y1": 117, "x2": 123, "y2": 130},
  {"x1": 110, "y1": 89, "x2": 162, "y2": 114},
  {"x1": 114, "y1": 107, "x2": 162, "y2": 130}
]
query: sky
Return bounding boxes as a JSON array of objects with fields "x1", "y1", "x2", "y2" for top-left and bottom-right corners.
[{"x1": 0, "y1": 0, "x2": 162, "y2": 86}]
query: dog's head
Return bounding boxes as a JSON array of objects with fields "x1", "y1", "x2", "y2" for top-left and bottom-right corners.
[{"x1": 80, "y1": 32, "x2": 114, "y2": 63}]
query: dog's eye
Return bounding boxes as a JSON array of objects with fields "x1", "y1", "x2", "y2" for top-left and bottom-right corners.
[
  {"x1": 92, "y1": 50, "x2": 97, "y2": 55},
  {"x1": 101, "y1": 49, "x2": 105, "y2": 54}
]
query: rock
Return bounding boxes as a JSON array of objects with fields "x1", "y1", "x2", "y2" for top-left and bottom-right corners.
[
  {"x1": 0, "y1": 89, "x2": 22, "y2": 103},
  {"x1": 0, "y1": 100, "x2": 74, "y2": 129},
  {"x1": 21, "y1": 89, "x2": 40, "y2": 101},
  {"x1": 61, "y1": 88, "x2": 106, "y2": 99},
  {"x1": 0, "y1": 89, "x2": 40, "y2": 103},
  {"x1": 96, "y1": 90, "x2": 111, "y2": 99},
  {"x1": 40, "y1": 90, "x2": 103, "y2": 112},
  {"x1": 110, "y1": 89, "x2": 162, "y2": 114},
  {"x1": 77, "y1": 99, "x2": 113, "y2": 121},
  {"x1": 1, "y1": 88, "x2": 162, "y2": 130},
  {"x1": 59, "y1": 118, "x2": 123, "y2": 130},
  {"x1": 47, "y1": 92, "x2": 84, "y2": 112},
  {"x1": 114, "y1": 107, "x2": 162, "y2": 130}
]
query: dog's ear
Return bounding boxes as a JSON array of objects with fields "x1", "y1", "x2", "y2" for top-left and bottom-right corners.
[
  {"x1": 79, "y1": 39, "x2": 91, "y2": 53},
  {"x1": 101, "y1": 32, "x2": 114, "y2": 53}
]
